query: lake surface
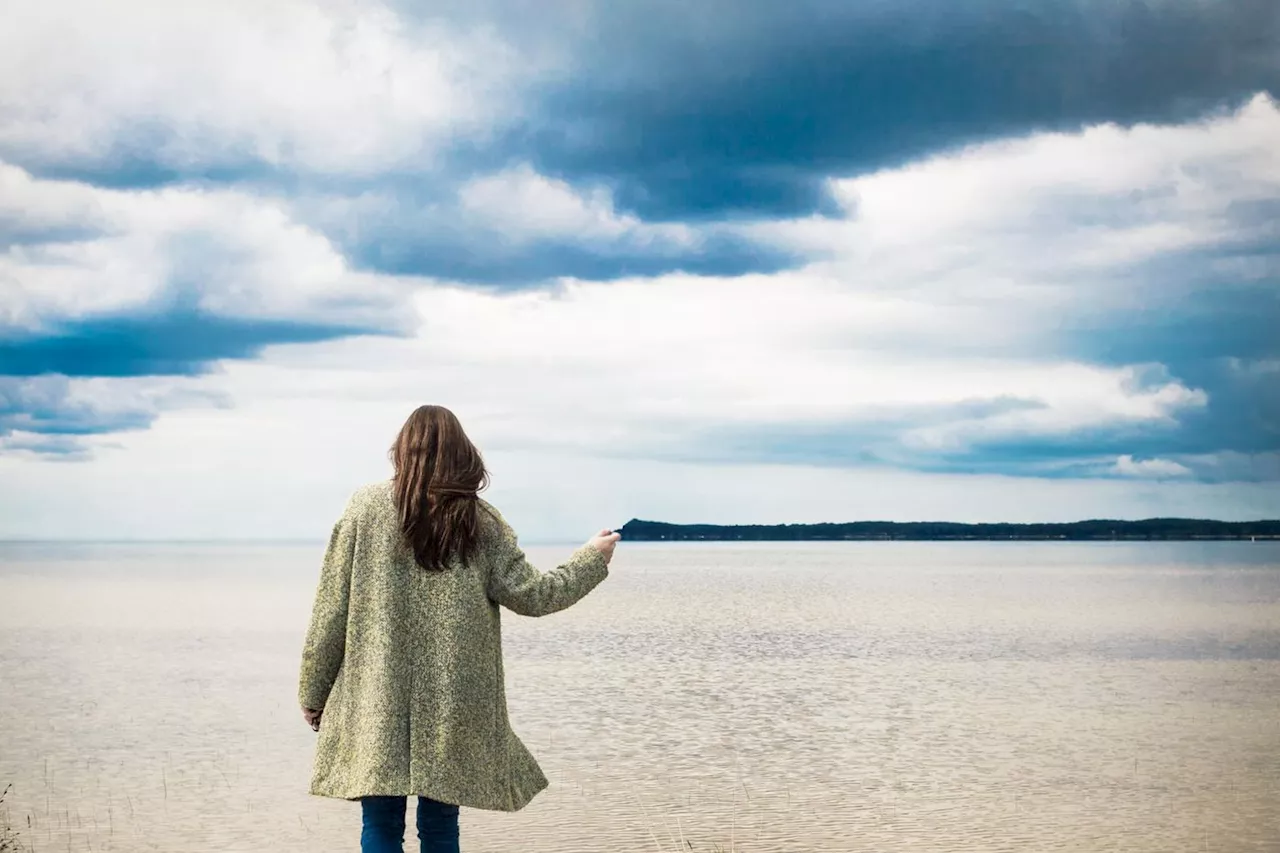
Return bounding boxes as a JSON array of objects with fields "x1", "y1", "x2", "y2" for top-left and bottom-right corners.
[{"x1": 1, "y1": 540, "x2": 1278, "y2": 852}]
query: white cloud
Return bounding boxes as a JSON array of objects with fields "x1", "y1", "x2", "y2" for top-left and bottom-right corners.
[
  {"x1": 827, "y1": 93, "x2": 1280, "y2": 250},
  {"x1": 896, "y1": 364, "x2": 1206, "y2": 452},
  {"x1": 760, "y1": 93, "x2": 1280, "y2": 312},
  {"x1": 298, "y1": 163, "x2": 722, "y2": 276},
  {"x1": 0, "y1": 161, "x2": 109, "y2": 238},
  {"x1": 0, "y1": 162, "x2": 410, "y2": 332},
  {"x1": 0, "y1": 374, "x2": 223, "y2": 456},
  {"x1": 175, "y1": 276, "x2": 1205, "y2": 474},
  {"x1": 1112, "y1": 455, "x2": 1193, "y2": 479},
  {"x1": 0, "y1": 0, "x2": 530, "y2": 175},
  {"x1": 458, "y1": 165, "x2": 674, "y2": 244}
]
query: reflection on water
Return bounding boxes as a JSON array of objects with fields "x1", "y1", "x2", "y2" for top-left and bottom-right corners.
[{"x1": 1, "y1": 541, "x2": 1278, "y2": 852}]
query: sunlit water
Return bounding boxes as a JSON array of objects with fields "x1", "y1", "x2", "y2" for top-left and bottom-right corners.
[{"x1": 1, "y1": 540, "x2": 1278, "y2": 852}]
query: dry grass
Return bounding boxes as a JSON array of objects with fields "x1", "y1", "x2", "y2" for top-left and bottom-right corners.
[{"x1": 0, "y1": 784, "x2": 22, "y2": 852}]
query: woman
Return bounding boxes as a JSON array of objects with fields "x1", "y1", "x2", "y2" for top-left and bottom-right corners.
[{"x1": 298, "y1": 405, "x2": 620, "y2": 853}]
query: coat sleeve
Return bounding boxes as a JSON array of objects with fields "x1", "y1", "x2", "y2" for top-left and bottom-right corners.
[
  {"x1": 298, "y1": 508, "x2": 357, "y2": 710},
  {"x1": 486, "y1": 513, "x2": 609, "y2": 617}
]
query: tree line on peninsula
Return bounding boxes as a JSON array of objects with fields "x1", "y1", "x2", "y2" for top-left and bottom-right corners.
[{"x1": 615, "y1": 518, "x2": 1280, "y2": 541}]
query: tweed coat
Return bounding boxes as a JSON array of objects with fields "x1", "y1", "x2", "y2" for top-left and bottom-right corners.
[{"x1": 298, "y1": 481, "x2": 609, "y2": 811}]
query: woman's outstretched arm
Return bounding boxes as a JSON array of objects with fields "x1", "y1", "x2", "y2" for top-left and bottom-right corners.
[
  {"x1": 487, "y1": 516, "x2": 616, "y2": 617},
  {"x1": 298, "y1": 510, "x2": 356, "y2": 713}
]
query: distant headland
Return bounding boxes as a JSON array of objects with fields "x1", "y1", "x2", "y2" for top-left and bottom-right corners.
[{"x1": 615, "y1": 518, "x2": 1280, "y2": 541}]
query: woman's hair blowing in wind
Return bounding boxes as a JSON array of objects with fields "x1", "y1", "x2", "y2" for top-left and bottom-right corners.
[{"x1": 390, "y1": 405, "x2": 490, "y2": 571}]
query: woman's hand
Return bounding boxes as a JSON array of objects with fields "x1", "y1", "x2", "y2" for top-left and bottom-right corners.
[
  {"x1": 586, "y1": 529, "x2": 622, "y2": 564},
  {"x1": 302, "y1": 706, "x2": 323, "y2": 731}
]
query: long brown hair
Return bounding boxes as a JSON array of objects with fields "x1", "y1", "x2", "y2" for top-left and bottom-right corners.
[{"x1": 389, "y1": 405, "x2": 490, "y2": 571}]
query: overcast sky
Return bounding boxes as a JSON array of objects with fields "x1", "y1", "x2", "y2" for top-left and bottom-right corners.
[{"x1": 1, "y1": 0, "x2": 1278, "y2": 541}]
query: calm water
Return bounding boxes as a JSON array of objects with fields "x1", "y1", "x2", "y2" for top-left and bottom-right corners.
[{"x1": 1, "y1": 541, "x2": 1278, "y2": 852}]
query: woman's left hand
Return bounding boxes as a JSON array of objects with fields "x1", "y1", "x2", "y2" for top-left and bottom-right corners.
[{"x1": 302, "y1": 706, "x2": 323, "y2": 731}]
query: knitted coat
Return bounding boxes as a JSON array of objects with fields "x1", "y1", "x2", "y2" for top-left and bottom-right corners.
[{"x1": 297, "y1": 481, "x2": 609, "y2": 811}]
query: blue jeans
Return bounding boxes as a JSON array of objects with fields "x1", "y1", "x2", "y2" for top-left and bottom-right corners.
[{"x1": 360, "y1": 796, "x2": 460, "y2": 853}]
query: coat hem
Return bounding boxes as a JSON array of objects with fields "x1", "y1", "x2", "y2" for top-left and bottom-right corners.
[{"x1": 307, "y1": 778, "x2": 549, "y2": 813}]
